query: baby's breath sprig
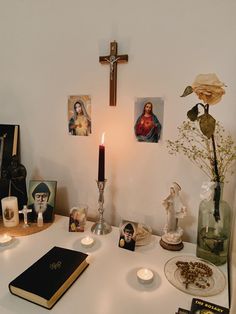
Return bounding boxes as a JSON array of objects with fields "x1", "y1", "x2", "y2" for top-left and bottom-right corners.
[{"x1": 167, "y1": 121, "x2": 236, "y2": 183}]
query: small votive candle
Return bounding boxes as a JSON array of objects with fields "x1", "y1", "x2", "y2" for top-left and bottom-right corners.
[
  {"x1": 0, "y1": 234, "x2": 13, "y2": 246},
  {"x1": 81, "y1": 236, "x2": 94, "y2": 248},
  {"x1": 1, "y1": 196, "x2": 19, "y2": 227},
  {"x1": 137, "y1": 268, "x2": 154, "y2": 284}
]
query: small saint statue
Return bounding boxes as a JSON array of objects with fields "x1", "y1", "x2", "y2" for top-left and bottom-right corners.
[
  {"x1": 19, "y1": 205, "x2": 32, "y2": 228},
  {"x1": 37, "y1": 210, "x2": 44, "y2": 227},
  {"x1": 160, "y1": 182, "x2": 187, "y2": 251}
]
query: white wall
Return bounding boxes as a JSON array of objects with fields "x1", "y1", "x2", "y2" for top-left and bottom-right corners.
[{"x1": 0, "y1": 0, "x2": 236, "y2": 243}]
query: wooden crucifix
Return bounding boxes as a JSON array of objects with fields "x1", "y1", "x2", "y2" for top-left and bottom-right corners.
[{"x1": 99, "y1": 41, "x2": 128, "y2": 106}]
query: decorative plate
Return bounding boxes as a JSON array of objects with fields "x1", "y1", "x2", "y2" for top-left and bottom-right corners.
[
  {"x1": 136, "y1": 224, "x2": 152, "y2": 246},
  {"x1": 164, "y1": 255, "x2": 226, "y2": 296}
]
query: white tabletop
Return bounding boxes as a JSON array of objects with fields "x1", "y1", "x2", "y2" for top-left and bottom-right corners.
[{"x1": 0, "y1": 215, "x2": 229, "y2": 314}]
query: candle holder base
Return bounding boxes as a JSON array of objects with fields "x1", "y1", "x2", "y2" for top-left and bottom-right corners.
[
  {"x1": 91, "y1": 220, "x2": 111, "y2": 235},
  {"x1": 22, "y1": 223, "x2": 30, "y2": 228},
  {"x1": 91, "y1": 179, "x2": 111, "y2": 235}
]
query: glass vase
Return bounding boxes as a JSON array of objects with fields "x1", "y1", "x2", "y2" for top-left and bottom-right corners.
[{"x1": 196, "y1": 184, "x2": 231, "y2": 266}]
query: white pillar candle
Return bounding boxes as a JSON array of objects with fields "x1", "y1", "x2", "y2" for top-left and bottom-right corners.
[
  {"x1": 1, "y1": 196, "x2": 19, "y2": 227},
  {"x1": 81, "y1": 236, "x2": 94, "y2": 248},
  {"x1": 137, "y1": 268, "x2": 154, "y2": 284},
  {"x1": 0, "y1": 234, "x2": 13, "y2": 246}
]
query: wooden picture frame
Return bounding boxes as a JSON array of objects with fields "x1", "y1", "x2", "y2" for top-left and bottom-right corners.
[{"x1": 28, "y1": 180, "x2": 57, "y2": 223}]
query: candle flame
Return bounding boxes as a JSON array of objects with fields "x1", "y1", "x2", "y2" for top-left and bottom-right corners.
[{"x1": 101, "y1": 132, "x2": 105, "y2": 145}]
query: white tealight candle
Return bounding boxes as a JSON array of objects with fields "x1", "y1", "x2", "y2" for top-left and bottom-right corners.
[
  {"x1": 81, "y1": 236, "x2": 94, "y2": 248},
  {"x1": 137, "y1": 268, "x2": 154, "y2": 284},
  {"x1": 0, "y1": 234, "x2": 13, "y2": 246}
]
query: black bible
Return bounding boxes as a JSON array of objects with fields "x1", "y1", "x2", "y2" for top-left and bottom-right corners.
[{"x1": 9, "y1": 246, "x2": 89, "y2": 309}]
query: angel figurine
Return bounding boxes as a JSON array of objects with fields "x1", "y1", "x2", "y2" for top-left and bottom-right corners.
[{"x1": 160, "y1": 182, "x2": 187, "y2": 251}]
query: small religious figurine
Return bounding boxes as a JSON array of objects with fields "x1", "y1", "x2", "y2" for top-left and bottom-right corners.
[
  {"x1": 160, "y1": 182, "x2": 187, "y2": 251},
  {"x1": 19, "y1": 205, "x2": 32, "y2": 228},
  {"x1": 37, "y1": 210, "x2": 44, "y2": 227}
]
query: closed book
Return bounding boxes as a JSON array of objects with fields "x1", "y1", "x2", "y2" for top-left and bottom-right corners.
[
  {"x1": 190, "y1": 298, "x2": 229, "y2": 314},
  {"x1": 178, "y1": 308, "x2": 190, "y2": 314},
  {"x1": 9, "y1": 246, "x2": 89, "y2": 309}
]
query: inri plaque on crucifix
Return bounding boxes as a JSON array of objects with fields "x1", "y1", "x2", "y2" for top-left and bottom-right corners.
[{"x1": 99, "y1": 41, "x2": 128, "y2": 106}]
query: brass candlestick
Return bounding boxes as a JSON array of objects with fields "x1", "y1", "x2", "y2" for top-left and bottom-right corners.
[{"x1": 91, "y1": 180, "x2": 111, "y2": 235}]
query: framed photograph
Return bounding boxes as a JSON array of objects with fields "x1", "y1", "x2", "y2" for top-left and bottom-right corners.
[
  {"x1": 134, "y1": 97, "x2": 164, "y2": 143},
  {"x1": 69, "y1": 204, "x2": 88, "y2": 232},
  {"x1": 118, "y1": 220, "x2": 138, "y2": 251},
  {"x1": 68, "y1": 95, "x2": 92, "y2": 136},
  {"x1": 28, "y1": 180, "x2": 57, "y2": 222}
]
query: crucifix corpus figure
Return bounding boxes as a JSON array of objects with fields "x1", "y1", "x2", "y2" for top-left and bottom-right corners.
[
  {"x1": 99, "y1": 41, "x2": 128, "y2": 106},
  {"x1": 19, "y1": 205, "x2": 32, "y2": 228}
]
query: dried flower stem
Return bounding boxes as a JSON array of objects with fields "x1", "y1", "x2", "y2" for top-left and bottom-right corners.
[
  {"x1": 211, "y1": 134, "x2": 221, "y2": 221},
  {"x1": 204, "y1": 104, "x2": 221, "y2": 222}
]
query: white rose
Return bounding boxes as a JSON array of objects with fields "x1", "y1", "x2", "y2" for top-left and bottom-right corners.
[{"x1": 192, "y1": 73, "x2": 226, "y2": 105}]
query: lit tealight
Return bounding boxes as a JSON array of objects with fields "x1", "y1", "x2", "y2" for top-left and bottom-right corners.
[
  {"x1": 81, "y1": 236, "x2": 94, "y2": 248},
  {"x1": 0, "y1": 234, "x2": 13, "y2": 246},
  {"x1": 137, "y1": 268, "x2": 154, "y2": 284}
]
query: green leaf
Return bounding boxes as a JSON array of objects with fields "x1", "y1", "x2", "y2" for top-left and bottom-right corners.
[
  {"x1": 199, "y1": 113, "x2": 216, "y2": 138},
  {"x1": 187, "y1": 105, "x2": 199, "y2": 121},
  {"x1": 180, "y1": 86, "x2": 193, "y2": 97}
]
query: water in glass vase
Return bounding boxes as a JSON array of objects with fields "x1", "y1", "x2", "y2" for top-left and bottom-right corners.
[{"x1": 196, "y1": 196, "x2": 231, "y2": 266}]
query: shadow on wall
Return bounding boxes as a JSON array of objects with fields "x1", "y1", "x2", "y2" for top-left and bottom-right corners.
[
  {"x1": 55, "y1": 186, "x2": 69, "y2": 216},
  {"x1": 107, "y1": 172, "x2": 117, "y2": 227},
  {"x1": 181, "y1": 214, "x2": 196, "y2": 243}
]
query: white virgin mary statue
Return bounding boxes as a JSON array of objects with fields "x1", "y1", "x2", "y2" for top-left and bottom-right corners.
[{"x1": 162, "y1": 182, "x2": 187, "y2": 244}]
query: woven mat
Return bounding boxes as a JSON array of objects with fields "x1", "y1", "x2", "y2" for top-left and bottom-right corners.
[{"x1": 0, "y1": 219, "x2": 53, "y2": 237}]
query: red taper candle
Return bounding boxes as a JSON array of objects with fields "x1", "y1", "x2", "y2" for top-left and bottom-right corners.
[{"x1": 98, "y1": 133, "x2": 105, "y2": 181}]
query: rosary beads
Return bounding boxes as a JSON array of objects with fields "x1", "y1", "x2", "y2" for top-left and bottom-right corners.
[{"x1": 176, "y1": 260, "x2": 213, "y2": 289}]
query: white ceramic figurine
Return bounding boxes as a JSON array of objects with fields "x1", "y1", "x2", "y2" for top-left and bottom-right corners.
[{"x1": 160, "y1": 182, "x2": 187, "y2": 251}]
